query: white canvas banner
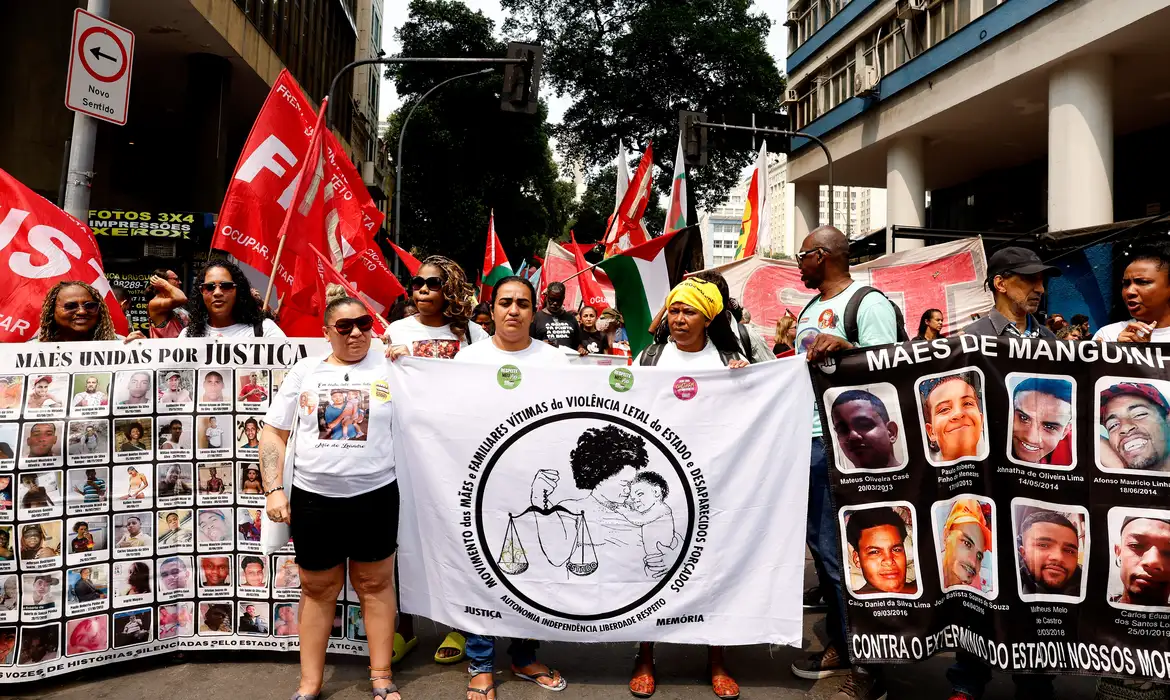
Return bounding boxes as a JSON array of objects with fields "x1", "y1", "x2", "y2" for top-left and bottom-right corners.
[{"x1": 390, "y1": 358, "x2": 813, "y2": 645}]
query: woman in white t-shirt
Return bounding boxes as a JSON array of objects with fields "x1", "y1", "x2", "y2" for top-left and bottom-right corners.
[
  {"x1": 1093, "y1": 245, "x2": 1170, "y2": 343},
  {"x1": 260, "y1": 295, "x2": 398, "y2": 700},
  {"x1": 386, "y1": 256, "x2": 487, "y2": 359},
  {"x1": 178, "y1": 261, "x2": 285, "y2": 339},
  {"x1": 631, "y1": 277, "x2": 746, "y2": 700}
]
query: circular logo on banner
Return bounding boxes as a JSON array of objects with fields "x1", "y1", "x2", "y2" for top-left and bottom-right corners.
[
  {"x1": 497, "y1": 365, "x2": 522, "y2": 390},
  {"x1": 476, "y1": 412, "x2": 697, "y2": 621},
  {"x1": 609, "y1": 368, "x2": 634, "y2": 393},
  {"x1": 673, "y1": 377, "x2": 698, "y2": 401}
]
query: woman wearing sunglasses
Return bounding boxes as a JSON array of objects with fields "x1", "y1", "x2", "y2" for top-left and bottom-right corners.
[
  {"x1": 261, "y1": 294, "x2": 401, "y2": 700},
  {"x1": 179, "y1": 260, "x2": 285, "y2": 338},
  {"x1": 33, "y1": 281, "x2": 121, "y2": 342},
  {"x1": 386, "y1": 256, "x2": 487, "y2": 360}
]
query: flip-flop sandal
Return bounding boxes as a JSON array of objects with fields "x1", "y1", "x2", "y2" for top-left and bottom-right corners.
[
  {"x1": 370, "y1": 666, "x2": 401, "y2": 700},
  {"x1": 434, "y1": 631, "x2": 466, "y2": 664},
  {"x1": 512, "y1": 668, "x2": 567, "y2": 692},
  {"x1": 629, "y1": 666, "x2": 656, "y2": 698},
  {"x1": 290, "y1": 694, "x2": 319, "y2": 700},
  {"x1": 467, "y1": 673, "x2": 497, "y2": 700},
  {"x1": 710, "y1": 673, "x2": 739, "y2": 700},
  {"x1": 393, "y1": 633, "x2": 418, "y2": 665},
  {"x1": 371, "y1": 684, "x2": 400, "y2": 700}
]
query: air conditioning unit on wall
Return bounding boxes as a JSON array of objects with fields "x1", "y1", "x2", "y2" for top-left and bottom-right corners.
[
  {"x1": 785, "y1": 9, "x2": 800, "y2": 26},
  {"x1": 854, "y1": 66, "x2": 880, "y2": 97},
  {"x1": 896, "y1": 0, "x2": 928, "y2": 20},
  {"x1": 784, "y1": 89, "x2": 800, "y2": 104}
]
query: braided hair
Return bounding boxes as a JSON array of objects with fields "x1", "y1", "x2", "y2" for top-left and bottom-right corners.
[
  {"x1": 38, "y1": 281, "x2": 118, "y2": 342},
  {"x1": 418, "y1": 255, "x2": 476, "y2": 342}
]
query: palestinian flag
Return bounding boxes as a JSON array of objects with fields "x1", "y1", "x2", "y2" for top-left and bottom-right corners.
[
  {"x1": 480, "y1": 210, "x2": 512, "y2": 300},
  {"x1": 596, "y1": 225, "x2": 704, "y2": 358},
  {"x1": 663, "y1": 134, "x2": 688, "y2": 235}
]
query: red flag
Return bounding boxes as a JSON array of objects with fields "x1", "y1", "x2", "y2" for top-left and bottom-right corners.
[
  {"x1": 213, "y1": 69, "x2": 387, "y2": 310},
  {"x1": 287, "y1": 243, "x2": 390, "y2": 336},
  {"x1": 602, "y1": 142, "x2": 654, "y2": 257},
  {"x1": 388, "y1": 241, "x2": 422, "y2": 275},
  {"x1": 479, "y1": 211, "x2": 512, "y2": 301},
  {"x1": 0, "y1": 168, "x2": 129, "y2": 340},
  {"x1": 569, "y1": 231, "x2": 609, "y2": 312}
]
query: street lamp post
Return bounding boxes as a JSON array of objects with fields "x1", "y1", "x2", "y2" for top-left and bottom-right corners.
[{"x1": 392, "y1": 68, "x2": 493, "y2": 275}]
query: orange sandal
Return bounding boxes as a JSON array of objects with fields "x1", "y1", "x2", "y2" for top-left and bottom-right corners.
[
  {"x1": 629, "y1": 654, "x2": 655, "y2": 698},
  {"x1": 710, "y1": 672, "x2": 739, "y2": 700}
]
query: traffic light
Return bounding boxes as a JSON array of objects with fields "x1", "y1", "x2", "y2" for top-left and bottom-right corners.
[
  {"x1": 678, "y1": 110, "x2": 708, "y2": 168},
  {"x1": 501, "y1": 42, "x2": 543, "y2": 114}
]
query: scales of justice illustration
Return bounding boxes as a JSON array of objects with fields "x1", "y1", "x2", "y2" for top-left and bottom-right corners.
[{"x1": 497, "y1": 491, "x2": 598, "y2": 577}]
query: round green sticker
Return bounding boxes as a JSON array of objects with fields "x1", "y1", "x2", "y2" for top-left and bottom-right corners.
[
  {"x1": 497, "y1": 364, "x2": 522, "y2": 390},
  {"x1": 609, "y1": 367, "x2": 634, "y2": 393}
]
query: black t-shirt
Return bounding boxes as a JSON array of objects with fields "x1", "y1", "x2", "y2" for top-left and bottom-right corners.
[
  {"x1": 531, "y1": 310, "x2": 581, "y2": 349},
  {"x1": 579, "y1": 330, "x2": 610, "y2": 355}
]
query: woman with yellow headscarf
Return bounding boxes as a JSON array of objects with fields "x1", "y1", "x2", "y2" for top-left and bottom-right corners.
[{"x1": 630, "y1": 277, "x2": 747, "y2": 700}]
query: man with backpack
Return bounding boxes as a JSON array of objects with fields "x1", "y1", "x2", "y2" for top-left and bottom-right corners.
[{"x1": 789, "y1": 226, "x2": 901, "y2": 700}]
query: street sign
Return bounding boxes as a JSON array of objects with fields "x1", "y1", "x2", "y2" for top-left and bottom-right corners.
[{"x1": 65, "y1": 8, "x2": 134, "y2": 125}]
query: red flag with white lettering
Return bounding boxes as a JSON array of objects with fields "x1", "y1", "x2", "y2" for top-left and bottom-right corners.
[
  {"x1": 212, "y1": 69, "x2": 387, "y2": 311},
  {"x1": 0, "y1": 167, "x2": 130, "y2": 340}
]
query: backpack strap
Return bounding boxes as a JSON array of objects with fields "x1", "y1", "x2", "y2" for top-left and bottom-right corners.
[
  {"x1": 717, "y1": 349, "x2": 738, "y2": 367},
  {"x1": 736, "y1": 323, "x2": 756, "y2": 364},
  {"x1": 796, "y1": 294, "x2": 822, "y2": 327},
  {"x1": 253, "y1": 320, "x2": 265, "y2": 337},
  {"x1": 843, "y1": 286, "x2": 908, "y2": 344},
  {"x1": 639, "y1": 344, "x2": 665, "y2": 367}
]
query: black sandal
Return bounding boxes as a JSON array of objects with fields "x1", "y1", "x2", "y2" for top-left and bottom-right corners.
[{"x1": 467, "y1": 672, "x2": 497, "y2": 700}]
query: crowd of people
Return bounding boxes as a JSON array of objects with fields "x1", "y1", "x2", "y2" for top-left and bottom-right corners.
[{"x1": 18, "y1": 234, "x2": 1170, "y2": 700}]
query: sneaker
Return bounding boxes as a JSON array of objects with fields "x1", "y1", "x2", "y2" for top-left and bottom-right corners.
[
  {"x1": 803, "y1": 585, "x2": 826, "y2": 610},
  {"x1": 831, "y1": 668, "x2": 887, "y2": 700},
  {"x1": 791, "y1": 646, "x2": 849, "y2": 680}
]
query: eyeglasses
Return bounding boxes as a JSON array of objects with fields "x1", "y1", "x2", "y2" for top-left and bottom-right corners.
[
  {"x1": 796, "y1": 247, "x2": 827, "y2": 263},
  {"x1": 60, "y1": 301, "x2": 100, "y2": 313},
  {"x1": 328, "y1": 315, "x2": 374, "y2": 335},
  {"x1": 201, "y1": 281, "x2": 237, "y2": 293},
  {"x1": 410, "y1": 276, "x2": 442, "y2": 291}
]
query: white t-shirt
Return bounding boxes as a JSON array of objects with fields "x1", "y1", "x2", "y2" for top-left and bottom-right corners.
[
  {"x1": 178, "y1": 319, "x2": 285, "y2": 338},
  {"x1": 205, "y1": 428, "x2": 223, "y2": 448},
  {"x1": 638, "y1": 340, "x2": 726, "y2": 369},
  {"x1": 454, "y1": 338, "x2": 572, "y2": 366},
  {"x1": 387, "y1": 316, "x2": 489, "y2": 358},
  {"x1": 1093, "y1": 321, "x2": 1170, "y2": 343},
  {"x1": 265, "y1": 352, "x2": 395, "y2": 498}
]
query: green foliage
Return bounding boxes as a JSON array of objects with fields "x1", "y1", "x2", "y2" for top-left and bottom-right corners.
[
  {"x1": 501, "y1": 0, "x2": 785, "y2": 210},
  {"x1": 386, "y1": 0, "x2": 572, "y2": 277}
]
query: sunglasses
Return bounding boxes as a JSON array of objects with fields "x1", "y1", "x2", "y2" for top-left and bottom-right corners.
[
  {"x1": 201, "y1": 281, "x2": 237, "y2": 293},
  {"x1": 410, "y1": 276, "x2": 442, "y2": 291},
  {"x1": 61, "y1": 301, "x2": 100, "y2": 313},
  {"x1": 328, "y1": 315, "x2": 374, "y2": 335},
  {"x1": 796, "y1": 247, "x2": 827, "y2": 263}
]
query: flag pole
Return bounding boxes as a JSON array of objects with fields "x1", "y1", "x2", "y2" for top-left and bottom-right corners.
[{"x1": 261, "y1": 236, "x2": 289, "y2": 310}]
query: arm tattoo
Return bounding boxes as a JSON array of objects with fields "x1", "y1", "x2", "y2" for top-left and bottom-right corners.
[{"x1": 260, "y1": 442, "x2": 284, "y2": 490}]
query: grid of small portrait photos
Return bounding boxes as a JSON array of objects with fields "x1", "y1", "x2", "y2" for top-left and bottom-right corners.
[{"x1": 0, "y1": 354, "x2": 366, "y2": 676}]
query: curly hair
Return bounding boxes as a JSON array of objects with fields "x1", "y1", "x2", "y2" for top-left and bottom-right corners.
[
  {"x1": 569, "y1": 425, "x2": 649, "y2": 490},
  {"x1": 184, "y1": 260, "x2": 264, "y2": 337},
  {"x1": 417, "y1": 255, "x2": 476, "y2": 342},
  {"x1": 38, "y1": 281, "x2": 118, "y2": 342}
]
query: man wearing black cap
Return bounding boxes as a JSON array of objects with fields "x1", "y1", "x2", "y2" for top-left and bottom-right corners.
[{"x1": 963, "y1": 247, "x2": 1059, "y2": 338}]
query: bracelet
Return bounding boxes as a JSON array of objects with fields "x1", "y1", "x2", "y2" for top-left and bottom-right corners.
[{"x1": 264, "y1": 486, "x2": 284, "y2": 496}]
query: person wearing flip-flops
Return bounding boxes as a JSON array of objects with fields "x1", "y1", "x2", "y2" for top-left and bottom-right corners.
[
  {"x1": 451, "y1": 275, "x2": 572, "y2": 699},
  {"x1": 262, "y1": 294, "x2": 404, "y2": 700}
]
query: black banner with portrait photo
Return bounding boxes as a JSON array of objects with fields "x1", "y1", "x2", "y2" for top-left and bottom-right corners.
[{"x1": 812, "y1": 335, "x2": 1170, "y2": 682}]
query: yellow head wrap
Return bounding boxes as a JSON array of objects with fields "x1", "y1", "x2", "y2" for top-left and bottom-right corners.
[{"x1": 665, "y1": 278, "x2": 724, "y2": 321}]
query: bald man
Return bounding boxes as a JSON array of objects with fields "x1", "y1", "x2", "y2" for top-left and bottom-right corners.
[{"x1": 791, "y1": 226, "x2": 899, "y2": 700}]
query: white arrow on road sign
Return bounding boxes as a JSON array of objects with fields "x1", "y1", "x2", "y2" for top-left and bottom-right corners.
[{"x1": 65, "y1": 8, "x2": 135, "y2": 126}]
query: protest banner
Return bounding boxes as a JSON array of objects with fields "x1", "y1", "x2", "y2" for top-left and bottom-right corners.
[
  {"x1": 0, "y1": 338, "x2": 359, "y2": 682},
  {"x1": 711, "y1": 238, "x2": 994, "y2": 342},
  {"x1": 812, "y1": 335, "x2": 1170, "y2": 682},
  {"x1": 389, "y1": 358, "x2": 812, "y2": 644}
]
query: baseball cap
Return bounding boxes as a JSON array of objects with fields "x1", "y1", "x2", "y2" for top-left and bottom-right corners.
[
  {"x1": 1100, "y1": 382, "x2": 1170, "y2": 419},
  {"x1": 164, "y1": 372, "x2": 182, "y2": 381},
  {"x1": 986, "y1": 247, "x2": 1061, "y2": 285}
]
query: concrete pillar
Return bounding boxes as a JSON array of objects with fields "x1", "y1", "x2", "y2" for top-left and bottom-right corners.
[
  {"x1": 793, "y1": 180, "x2": 820, "y2": 246},
  {"x1": 1048, "y1": 54, "x2": 1113, "y2": 231},
  {"x1": 886, "y1": 136, "x2": 926, "y2": 252}
]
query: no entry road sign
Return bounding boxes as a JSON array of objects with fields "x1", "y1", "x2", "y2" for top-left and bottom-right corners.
[{"x1": 65, "y1": 8, "x2": 135, "y2": 125}]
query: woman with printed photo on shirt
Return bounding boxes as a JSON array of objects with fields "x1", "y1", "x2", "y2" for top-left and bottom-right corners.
[
  {"x1": 260, "y1": 293, "x2": 401, "y2": 700},
  {"x1": 385, "y1": 255, "x2": 488, "y2": 360}
]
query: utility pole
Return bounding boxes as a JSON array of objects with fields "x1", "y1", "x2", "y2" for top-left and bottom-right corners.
[{"x1": 62, "y1": 0, "x2": 110, "y2": 220}]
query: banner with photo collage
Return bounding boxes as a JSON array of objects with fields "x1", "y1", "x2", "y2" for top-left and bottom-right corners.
[
  {"x1": 0, "y1": 338, "x2": 377, "y2": 683},
  {"x1": 811, "y1": 335, "x2": 1170, "y2": 682}
]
